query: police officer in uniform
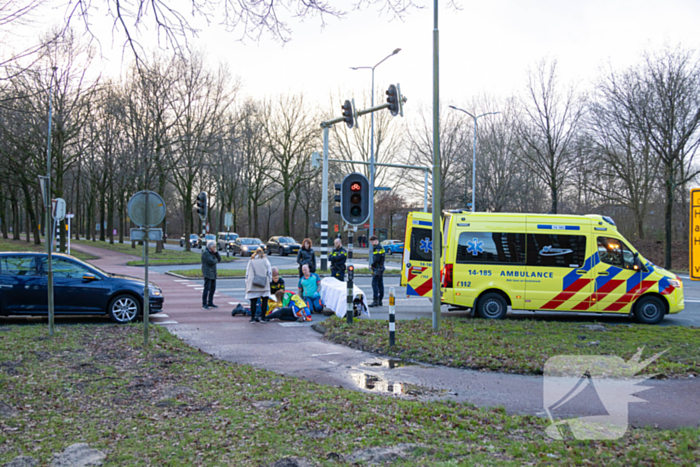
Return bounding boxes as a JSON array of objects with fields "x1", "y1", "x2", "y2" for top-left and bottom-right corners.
[
  {"x1": 368, "y1": 235, "x2": 385, "y2": 307},
  {"x1": 329, "y1": 238, "x2": 347, "y2": 281}
]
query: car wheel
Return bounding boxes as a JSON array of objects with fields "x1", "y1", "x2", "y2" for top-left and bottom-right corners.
[
  {"x1": 634, "y1": 295, "x2": 665, "y2": 324},
  {"x1": 108, "y1": 294, "x2": 141, "y2": 324},
  {"x1": 476, "y1": 292, "x2": 508, "y2": 320}
]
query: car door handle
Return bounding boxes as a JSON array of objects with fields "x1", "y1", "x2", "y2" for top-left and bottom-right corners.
[
  {"x1": 576, "y1": 269, "x2": 587, "y2": 275},
  {"x1": 598, "y1": 271, "x2": 609, "y2": 276}
]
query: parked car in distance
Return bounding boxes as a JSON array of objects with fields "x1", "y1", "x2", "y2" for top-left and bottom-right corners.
[
  {"x1": 381, "y1": 239, "x2": 404, "y2": 255},
  {"x1": 180, "y1": 234, "x2": 200, "y2": 248},
  {"x1": 198, "y1": 234, "x2": 216, "y2": 249},
  {"x1": 0, "y1": 252, "x2": 163, "y2": 324},
  {"x1": 231, "y1": 237, "x2": 266, "y2": 257},
  {"x1": 217, "y1": 232, "x2": 240, "y2": 251},
  {"x1": 266, "y1": 236, "x2": 301, "y2": 256}
]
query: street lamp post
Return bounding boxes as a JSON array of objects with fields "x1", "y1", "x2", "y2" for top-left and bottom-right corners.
[
  {"x1": 350, "y1": 47, "x2": 401, "y2": 263},
  {"x1": 448, "y1": 106, "x2": 500, "y2": 212}
]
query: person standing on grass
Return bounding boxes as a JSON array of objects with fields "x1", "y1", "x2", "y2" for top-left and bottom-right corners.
[
  {"x1": 201, "y1": 240, "x2": 222, "y2": 309},
  {"x1": 368, "y1": 235, "x2": 386, "y2": 307},
  {"x1": 329, "y1": 238, "x2": 347, "y2": 281},
  {"x1": 296, "y1": 238, "x2": 316, "y2": 278},
  {"x1": 245, "y1": 247, "x2": 272, "y2": 323}
]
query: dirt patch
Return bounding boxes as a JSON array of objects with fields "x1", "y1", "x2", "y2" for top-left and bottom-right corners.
[{"x1": 631, "y1": 239, "x2": 688, "y2": 271}]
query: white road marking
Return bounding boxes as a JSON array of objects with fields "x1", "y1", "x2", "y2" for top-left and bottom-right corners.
[
  {"x1": 186, "y1": 284, "x2": 199, "y2": 287},
  {"x1": 310, "y1": 352, "x2": 341, "y2": 357},
  {"x1": 683, "y1": 300, "x2": 700, "y2": 303},
  {"x1": 152, "y1": 314, "x2": 169, "y2": 318},
  {"x1": 174, "y1": 280, "x2": 191, "y2": 282},
  {"x1": 278, "y1": 322, "x2": 308, "y2": 327},
  {"x1": 153, "y1": 320, "x2": 178, "y2": 325}
]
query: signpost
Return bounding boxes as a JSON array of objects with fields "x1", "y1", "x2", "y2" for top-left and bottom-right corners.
[
  {"x1": 224, "y1": 212, "x2": 233, "y2": 257},
  {"x1": 127, "y1": 191, "x2": 166, "y2": 345},
  {"x1": 66, "y1": 213, "x2": 74, "y2": 255},
  {"x1": 691, "y1": 188, "x2": 700, "y2": 280}
]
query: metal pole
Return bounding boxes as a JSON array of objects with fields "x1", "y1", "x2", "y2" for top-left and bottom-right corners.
[
  {"x1": 346, "y1": 227, "x2": 354, "y2": 324},
  {"x1": 321, "y1": 126, "x2": 330, "y2": 270},
  {"x1": 424, "y1": 170, "x2": 429, "y2": 212},
  {"x1": 143, "y1": 191, "x2": 150, "y2": 346},
  {"x1": 389, "y1": 287, "x2": 395, "y2": 346},
  {"x1": 472, "y1": 116, "x2": 477, "y2": 213},
  {"x1": 46, "y1": 67, "x2": 55, "y2": 337},
  {"x1": 369, "y1": 68, "x2": 375, "y2": 266},
  {"x1": 431, "y1": 0, "x2": 442, "y2": 331}
]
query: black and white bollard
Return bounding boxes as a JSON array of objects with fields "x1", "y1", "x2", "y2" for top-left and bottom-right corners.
[
  {"x1": 389, "y1": 287, "x2": 395, "y2": 346},
  {"x1": 346, "y1": 228, "x2": 354, "y2": 324}
]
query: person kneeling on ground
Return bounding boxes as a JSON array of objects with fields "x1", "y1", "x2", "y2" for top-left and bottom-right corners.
[{"x1": 298, "y1": 264, "x2": 323, "y2": 313}]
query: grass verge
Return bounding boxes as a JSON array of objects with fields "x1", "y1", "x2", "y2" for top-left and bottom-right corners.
[
  {"x1": 71, "y1": 239, "x2": 236, "y2": 266},
  {"x1": 169, "y1": 268, "x2": 400, "y2": 278},
  {"x1": 0, "y1": 325, "x2": 698, "y2": 466},
  {"x1": 321, "y1": 316, "x2": 700, "y2": 378},
  {"x1": 0, "y1": 237, "x2": 97, "y2": 261}
]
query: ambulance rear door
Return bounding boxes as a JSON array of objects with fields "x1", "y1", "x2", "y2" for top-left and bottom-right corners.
[{"x1": 402, "y1": 212, "x2": 435, "y2": 297}]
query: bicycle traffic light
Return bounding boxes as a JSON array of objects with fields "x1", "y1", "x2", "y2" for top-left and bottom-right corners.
[
  {"x1": 340, "y1": 173, "x2": 370, "y2": 225},
  {"x1": 341, "y1": 99, "x2": 354, "y2": 129},
  {"x1": 334, "y1": 183, "x2": 341, "y2": 214},
  {"x1": 196, "y1": 191, "x2": 208, "y2": 221},
  {"x1": 386, "y1": 84, "x2": 404, "y2": 117}
]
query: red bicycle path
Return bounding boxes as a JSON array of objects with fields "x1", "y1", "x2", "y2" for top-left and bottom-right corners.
[{"x1": 69, "y1": 243, "x2": 700, "y2": 430}]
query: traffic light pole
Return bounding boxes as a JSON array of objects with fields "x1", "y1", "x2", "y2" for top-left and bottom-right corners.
[
  {"x1": 320, "y1": 126, "x2": 330, "y2": 271},
  {"x1": 346, "y1": 225, "x2": 356, "y2": 324}
]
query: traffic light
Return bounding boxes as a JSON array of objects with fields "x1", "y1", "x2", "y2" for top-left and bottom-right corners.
[
  {"x1": 341, "y1": 99, "x2": 354, "y2": 128},
  {"x1": 386, "y1": 84, "x2": 404, "y2": 117},
  {"x1": 196, "y1": 191, "x2": 208, "y2": 221},
  {"x1": 340, "y1": 173, "x2": 370, "y2": 225},
  {"x1": 334, "y1": 183, "x2": 341, "y2": 214}
]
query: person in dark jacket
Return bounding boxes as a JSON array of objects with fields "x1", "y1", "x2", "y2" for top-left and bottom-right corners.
[
  {"x1": 368, "y1": 235, "x2": 385, "y2": 307},
  {"x1": 201, "y1": 240, "x2": 222, "y2": 309},
  {"x1": 296, "y1": 238, "x2": 316, "y2": 277},
  {"x1": 329, "y1": 238, "x2": 347, "y2": 281}
]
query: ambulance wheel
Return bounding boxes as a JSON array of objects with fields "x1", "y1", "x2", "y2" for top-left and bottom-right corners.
[
  {"x1": 477, "y1": 293, "x2": 508, "y2": 320},
  {"x1": 633, "y1": 295, "x2": 665, "y2": 325}
]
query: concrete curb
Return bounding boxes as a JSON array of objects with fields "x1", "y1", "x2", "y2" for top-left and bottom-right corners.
[{"x1": 164, "y1": 272, "x2": 401, "y2": 280}]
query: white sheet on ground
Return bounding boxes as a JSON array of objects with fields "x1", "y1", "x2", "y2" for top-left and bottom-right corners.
[{"x1": 320, "y1": 277, "x2": 370, "y2": 319}]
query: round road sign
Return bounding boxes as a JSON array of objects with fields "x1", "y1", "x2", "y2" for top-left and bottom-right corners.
[{"x1": 127, "y1": 191, "x2": 166, "y2": 228}]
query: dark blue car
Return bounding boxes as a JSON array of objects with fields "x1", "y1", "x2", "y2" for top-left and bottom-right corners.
[{"x1": 0, "y1": 252, "x2": 163, "y2": 324}]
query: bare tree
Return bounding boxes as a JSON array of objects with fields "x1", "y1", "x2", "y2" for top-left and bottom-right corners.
[
  {"x1": 517, "y1": 59, "x2": 585, "y2": 214},
  {"x1": 625, "y1": 46, "x2": 700, "y2": 268},
  {"x1": 588, "y1": 67, "x2": 660, "y2": 239}
]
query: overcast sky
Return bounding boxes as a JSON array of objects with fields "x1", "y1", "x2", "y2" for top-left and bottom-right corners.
[
  {"x1": 6, "y1": 1, "x2": 700, "y2": 115},
  {"x1": 178, "y1": 0, "x2": 700, "y2": 115}
]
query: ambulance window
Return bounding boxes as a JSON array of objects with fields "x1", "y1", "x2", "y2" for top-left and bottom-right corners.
[
  {"x1": 527, "y1": 234, "x2": 587, "y2": 268},
  {"x1": 597, "y1": 237, "x2": 636, "y2": 270},
  {"x1": 410, "y1": 228, "x2": 433, "y2": 263},
  {"x1": 456, "y1": 232, "x2": 525, "y2": 264}
]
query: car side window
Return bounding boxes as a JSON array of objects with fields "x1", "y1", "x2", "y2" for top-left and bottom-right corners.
[
  {"x1": 457, "y1": 232, "x2": 526, "y2": 264},
  {"x1": 0, "y1": 256, "x2": 39, "y2": 276},
  {"x1": 527, "y1": 234, "x2": 587, "y2": 268},
  {"x1": 41, "y1": 258, "x2": 91, "y2": 279},
  {"x1": 597, "y1": 237, "x2": 636, "y2": 270}
]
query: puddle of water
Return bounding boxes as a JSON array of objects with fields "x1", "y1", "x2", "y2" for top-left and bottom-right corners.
[
  {"x1": 351, "y1": 373, "x2": 405, "y2": 394},
  {"x1": 361, "y1": 358, "x2": 416, "y2": 369}
]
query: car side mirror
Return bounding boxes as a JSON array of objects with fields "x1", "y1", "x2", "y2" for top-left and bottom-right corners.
[
  {"x1": 632, "y1": 253, "x2": 645, "y2": 272},
  {"x1": 82, "y1": 274, "x2": 98, "y2": 281}
]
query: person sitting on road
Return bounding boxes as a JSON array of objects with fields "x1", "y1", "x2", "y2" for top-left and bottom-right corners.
[
  {"x1": 296, "y1": 238, "x2": 316, "y2": 277},
  {"x1": 270, "y1": 267, "x2": 285, "y2": 295},
  {"x1": 298, "y1": 264, "x2": 323, "y2": 313}
]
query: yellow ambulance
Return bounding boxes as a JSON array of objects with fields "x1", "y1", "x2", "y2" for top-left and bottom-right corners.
[{"x1": 401, "y1": 211, "x2": 684, "y2": 324}]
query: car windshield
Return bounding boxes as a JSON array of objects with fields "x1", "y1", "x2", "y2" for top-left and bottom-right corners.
[
  {"x1": 205, "y1": 235, "x2": 215, "y2": 240},
  {"x1": 190, "y1": 234, "x2": 198, "y2": 239},
  {"x1": 225, "y1": 234, "x2": 238, "y2": 240},
  {"x1": 241, "y1": 238, "x2": 259, "y2": 244},
  {"x1": 279, "y1": 237, "x2": 296, "y2": 243}
]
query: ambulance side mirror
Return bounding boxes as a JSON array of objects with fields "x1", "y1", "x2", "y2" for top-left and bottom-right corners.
[{"x1": 632, "y1": 253, "x2": 646, "y2": 272}]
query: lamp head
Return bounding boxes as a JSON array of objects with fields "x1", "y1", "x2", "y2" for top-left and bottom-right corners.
[{"x1": 392, "y1": 48, "x2": 401, "y2": 55}]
